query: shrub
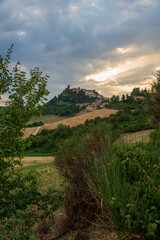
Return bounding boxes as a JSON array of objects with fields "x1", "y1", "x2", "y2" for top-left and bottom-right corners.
[
  {"x1": 26, "y1": 121, "x2": 44, "y2": 127},
  {"x1": 55, "y1": 122, "x2": 114, "y2": 231}
]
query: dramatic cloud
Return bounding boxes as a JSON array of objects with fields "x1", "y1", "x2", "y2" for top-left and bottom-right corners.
[{"x1": 0, "y1": 0, "x2": 160, "y2": 101}]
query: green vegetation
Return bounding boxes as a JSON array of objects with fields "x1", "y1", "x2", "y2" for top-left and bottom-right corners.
[
  {"x1": 108, "y1": 87, "x2": 148, "y2": 111},
  {"x1": 88, "y1": 139, "x2": 160, "y2": 239},
  {"x1": 147, "y1": 71, "x2": 160, "y2": 125},
  {"x1": 0, "y1": 45, "x2": 63, "y2": 239},
  {"x1": 28, "y1": 114, "x2": 67, "y2": 124},
  {"x1": 54, "y1": 121, "x2": 159, "y2": 239},
  {"x1": 26, "y1": 121, "x2": 44, "y2": 127},
  {"x1": 25, "y1": 108, "x2": 151, "y2": 155}
]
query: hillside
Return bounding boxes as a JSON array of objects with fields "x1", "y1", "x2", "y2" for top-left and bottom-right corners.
[
  {"x1": 24, "y1": 108, "x2": 117, "y2": 138},
  {"x1": 43, "y1": 85, "x2": 108, "y2": 116}
]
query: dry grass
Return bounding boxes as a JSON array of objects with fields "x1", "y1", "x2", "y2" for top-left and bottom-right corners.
[
  {"x1": 23, "y1": 127, "x2": 37, "y2": 138},
  {"x1": 21, "y1": 156, "x2": 54, "y2": 166},
  {"x1": 120, "y1": 129, "x2": 153, "y2": 143},
  {"x1": 28, "y1": 110, "x2": 92, "y2": 125},
  {"x1": 40, "y1": 109, "x2": 117, "y2": 131}
]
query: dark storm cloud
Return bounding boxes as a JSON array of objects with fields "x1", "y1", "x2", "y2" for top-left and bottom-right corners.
[{"x1": 0, "y1": 0, "x2": 160, "y2": 100}]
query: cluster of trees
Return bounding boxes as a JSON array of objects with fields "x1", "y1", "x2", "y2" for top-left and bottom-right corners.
[
  {"x1": 131, "y1": 87, "x2": 148, "y2": 96},
  {"x1": 107, "y1": 87, "x2": 150, "y2": 112},
  {"x1": 109, "y1": 87, "x2": 148, "y2": 104}
]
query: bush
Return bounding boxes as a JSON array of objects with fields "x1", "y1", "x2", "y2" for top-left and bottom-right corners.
[
  {"x1": 55, "y1": 122, "x2": 114, "y2": 230},
  {"x1": 26, "y1": 121, "x2": 44, "y2": 127}
]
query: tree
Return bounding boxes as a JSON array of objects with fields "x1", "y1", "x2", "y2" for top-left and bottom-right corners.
[
  {"x1": 131, "y1": 87, "x2": 140, "y2": 96},
  {"x1": 125, "y1": 93, "x2": 134, "y2": 103},
  {"x1": 0, "y1": 45, "x2": 50, "y2": 237},
  {"x1": 0, "y1": 44, "x2": 49, "y2": 165},
  {"x1": 121, "y1": 94, "x2": 125, "y2": 103},
  {"x1": 147, "y1": 71, "x2": 160, "y2": 125},
  {"x1": 110, "y1": 95, "x2": 119, "y2": 103}
]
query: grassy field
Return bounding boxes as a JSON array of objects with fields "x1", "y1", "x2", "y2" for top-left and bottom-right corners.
[
  {"x1": 28, "y1": 110, "x2": 91, "y2": 124},
  {"x1": 28, "y1": 115, "x2": 67, "y2": 124},
  {"x1": 18, "y1": 156, "x2": 65, "y2": 194}
]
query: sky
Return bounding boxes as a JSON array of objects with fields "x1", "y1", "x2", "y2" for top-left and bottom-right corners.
[{"x1": 0, "y1": 0, "x2": 160, "y2": 103}]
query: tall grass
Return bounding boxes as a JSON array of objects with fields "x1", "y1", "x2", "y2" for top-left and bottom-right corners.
[{"x1": 88, "y1": 138, "x2": 160, "y2": 239}]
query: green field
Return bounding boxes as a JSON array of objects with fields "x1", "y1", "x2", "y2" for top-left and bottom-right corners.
[
  {"x1": 17, "y1": 155, "x2": 64, "y2": 191},
  {"x1": 28, "y1": 114, "x2": 67, "y2": 124}
]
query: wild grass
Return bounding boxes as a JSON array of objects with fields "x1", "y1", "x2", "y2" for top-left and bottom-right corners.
[{"x1": 88, "y1": 139, "x2": 160, "y2": 239}]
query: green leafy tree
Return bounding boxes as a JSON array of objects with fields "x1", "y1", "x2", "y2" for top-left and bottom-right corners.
[
  {"x1": 0, "y1": 44, "x2": 49, "y2": 164},
  {"x1": 147, "y1": 70, "x2": 160, "y2": 125},
  {"x1": 121, "y1": 94, "x2": 125, "y2": 103},
  {"x1": 131, "y1": 87, "x2": 141, "y2": 96},
  {"x1": 0, "y1": 45, "x2": 51, "y2": 238}
]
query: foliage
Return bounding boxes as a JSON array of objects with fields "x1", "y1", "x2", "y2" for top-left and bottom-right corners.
[
  {"x1": 0, "y1": 45, "x2": 63, "y2": 238},
  {"x1": 53, "y1": 110, "x2": 157, "y2": 238},
  {"x1": 108, "y1": 110, "x2": 150, "y2": 133},
  {"x1": 55, "y1": 122, "x2": 114, "y2": 231},
  {"x1": 0, "y1": 162, "x2": 65, "y2": 239},
  {"x1": 88, "y1": 136, "x2": 160, "y2": 239},
  {"x1": 26, "y1": 121, "x2": 44, "y2": 127},
  {"x1": 131, "y1": 87, "x2": 148, "y2": 97},
  {"x1": 147, "y1": 70, "x2": 160, "y2": 125}
]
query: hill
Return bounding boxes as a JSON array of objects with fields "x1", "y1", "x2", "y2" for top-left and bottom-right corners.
[
  {"x1": 24, "y1": 108, "x2": 117, "y2": 138},
  {"x1": 43, "y1": 85, "x2": 108, "y2": 116}
]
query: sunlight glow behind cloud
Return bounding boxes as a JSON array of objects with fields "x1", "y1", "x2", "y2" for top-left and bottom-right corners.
[
  {"x1": 85, "y1": 63, "x2": 130, "y2": 82},
  {"x1": 85, "y1": 51, "x2": 160, "y2": 95}
]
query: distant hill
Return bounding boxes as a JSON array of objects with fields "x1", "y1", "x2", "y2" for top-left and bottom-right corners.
[{"x1": 43, "y1": 85, "x2": 107, "y2": 116}]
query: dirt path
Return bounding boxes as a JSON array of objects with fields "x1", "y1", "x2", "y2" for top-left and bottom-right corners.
[{"x1": 24, "y1": 108, "x2": 117, "y2": 138}]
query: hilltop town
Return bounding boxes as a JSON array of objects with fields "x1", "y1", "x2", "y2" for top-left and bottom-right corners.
[{"x1": 43, "y1": 86, "x2": 109, "y2": 115}]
